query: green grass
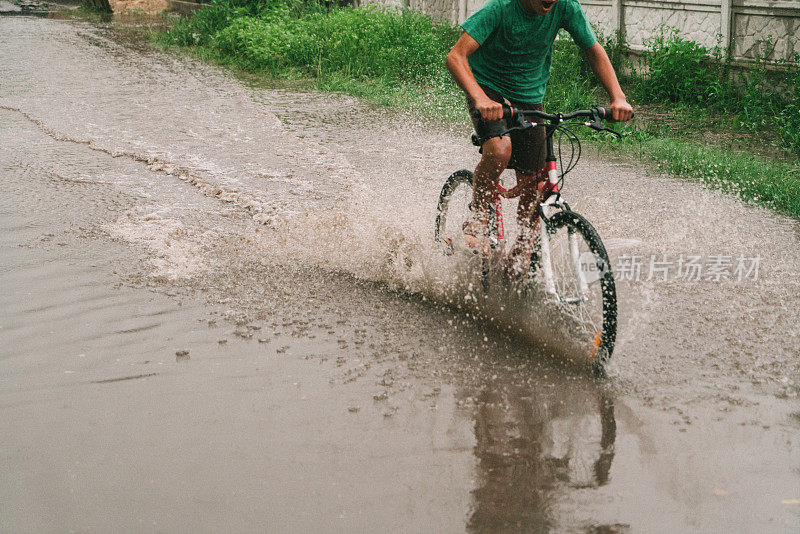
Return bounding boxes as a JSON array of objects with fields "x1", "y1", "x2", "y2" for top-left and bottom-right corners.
[{"x1": 153, "y1": 0, "x2": 800, "y2": 218}]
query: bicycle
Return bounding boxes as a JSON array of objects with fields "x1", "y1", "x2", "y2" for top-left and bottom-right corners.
[{"x1": 434, "y1": 105, "x2": 624, "y2": 376}]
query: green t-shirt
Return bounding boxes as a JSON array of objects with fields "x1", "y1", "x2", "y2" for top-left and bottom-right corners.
[{"x1": 461, "y1": 0, "x2": 596, "y2": 103}]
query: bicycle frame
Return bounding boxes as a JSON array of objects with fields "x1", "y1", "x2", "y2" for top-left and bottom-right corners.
[{"x1": 491, "y1": 122, "x2": 591, "y2": 301}]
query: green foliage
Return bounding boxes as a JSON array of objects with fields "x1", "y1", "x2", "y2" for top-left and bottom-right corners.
[
  {"x1": 545, "y1": 34, "x2": 598, "y2": 112},
  {"x1": 156, "y1": 0, "x2": 322, "y2": 47},
  {"x1": 628, "y1": 29, "x2": 800, "y2": 156},
  {"x1": 734, "y1": 40, "x2": 785, "y2": 131},
  {"x1": 76, "y1": 0, "x2": 113, "y2": 17},
  {"x1": 636, "y1": 29, "x2": 723, "y2": 105},
  {"x1": 160, "y1": 0, "x2": 458, "y2": 87},
  {"x1": 777, "y1": 58, "x2": 800, "y2": 154}
]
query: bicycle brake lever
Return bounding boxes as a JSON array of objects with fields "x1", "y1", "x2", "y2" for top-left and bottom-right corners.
[
  {"x1": 602, "y1": 126, "x2": 623, "y2": 138},
  {"x1": 510, "y1": 110, "x2": 532, "y2": 130},
  {"x1": 588, "y1": 108, "x2": 622, "y2": 138},
  {"x1": 586, "y1": 122, "x2": 622, "y2": 137}
]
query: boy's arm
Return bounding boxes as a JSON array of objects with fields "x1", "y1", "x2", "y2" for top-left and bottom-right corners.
[
  {"x1": 582, "y1": 42, "x2": 633, "y2": 122},
  {"x1": 446, "y1": 32, "x2": 504, "y2": 121}
]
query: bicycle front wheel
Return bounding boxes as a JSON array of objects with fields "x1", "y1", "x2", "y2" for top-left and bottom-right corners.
[{"x1": 540, "y1": 210, "x2": 617, "y2": 373}]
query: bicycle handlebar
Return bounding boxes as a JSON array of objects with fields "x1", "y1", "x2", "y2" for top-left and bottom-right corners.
[
  {"x1": 470, "y1": 104, "x2": 634, "y2": 142},
  {"x1": 470, "y1": 105, "x2": 632, "y2": 123}
]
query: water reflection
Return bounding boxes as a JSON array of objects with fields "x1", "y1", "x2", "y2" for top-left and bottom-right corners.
[{"x1": 467, "y1": 379, "x2": 615, "y2": 532}]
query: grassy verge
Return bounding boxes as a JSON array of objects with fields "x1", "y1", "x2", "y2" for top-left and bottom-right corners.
[{"x1": 153, "y1": 0, "x2": 800, "y2": 218}]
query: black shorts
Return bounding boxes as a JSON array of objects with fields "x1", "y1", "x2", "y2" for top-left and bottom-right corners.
[{"x1": 467, "y1": 85, "x2": 546, "y2": 176}]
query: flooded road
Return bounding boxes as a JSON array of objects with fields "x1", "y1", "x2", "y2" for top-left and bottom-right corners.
[{"x1": 1, "y1": 14, "x2": 799, "y2": 533}]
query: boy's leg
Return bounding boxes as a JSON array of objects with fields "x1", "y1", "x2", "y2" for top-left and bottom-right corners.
[
  {"x1": 505, "y1": 172, "x2": 545, "y2": 276},
  {"x1": 463, "y1": 137, "x2": 510, "y2": 253},
  {"x1": 472, "y1": 136, "x2": 511, "y2": 221},
  {"x1": 465, "y1": 86, "x2": 513, "y2": 250},
  {"x1": 504, "y1": 101, "x2": 547, "y2": 276},
  {"x1": 516, "y1": 170, "x2": 548, "y2": 228}
]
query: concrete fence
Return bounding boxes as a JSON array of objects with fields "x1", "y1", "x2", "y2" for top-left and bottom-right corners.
[
  {"x1": 373, "y1": 0, "x2": 800, "y2": 64},
  {"x1": 583, "y1": 0, "x2": 800, "y2": 64}
]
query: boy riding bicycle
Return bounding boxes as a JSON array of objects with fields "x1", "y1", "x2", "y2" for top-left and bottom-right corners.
[{"x1": 445, "y1": 0, "x2": 632, "y2": 275}]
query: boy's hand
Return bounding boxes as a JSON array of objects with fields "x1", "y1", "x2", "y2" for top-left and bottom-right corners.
[
  {"x1": 609, "y1": 98, "x2": 633, "y2": 122},
  {"x1": 475, "y1": 97, "x2": 504, "y2": 122}
]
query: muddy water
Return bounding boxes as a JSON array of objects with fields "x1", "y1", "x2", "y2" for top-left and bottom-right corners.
[{"x1": 1, "y1": 14, "x2": 799, "y2": 533}]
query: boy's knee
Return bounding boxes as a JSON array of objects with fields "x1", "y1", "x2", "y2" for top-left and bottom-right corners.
[{"x1": 482, "y1": 137, "x2": 512, "y2": 167}]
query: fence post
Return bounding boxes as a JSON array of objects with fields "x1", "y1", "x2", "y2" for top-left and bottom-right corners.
[
  {"x1": 612, "y1": 0, "x2": 623, "y2": 36},
  {"x1": 720, "y1": 0, "x2": 732, "y2": 56}
]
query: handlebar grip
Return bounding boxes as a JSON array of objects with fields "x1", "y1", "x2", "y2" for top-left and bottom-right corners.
[
  {"x1": 597, "y1": 107, "x2": 635, "y2": 120},
  {"x1": 598, "y1": 107, "x2": 613, "y2": 121},
  {"x1": 470, "y1": 105, "x2": 519, "y2": 122}
]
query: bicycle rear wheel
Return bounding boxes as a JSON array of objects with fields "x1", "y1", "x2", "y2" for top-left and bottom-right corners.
[
  {"x1": 540, "y1": 210, "x2": 617, "y2": 375},
  {"x1": 435, "y1": 170, "x2": 475, "y2": 253}
]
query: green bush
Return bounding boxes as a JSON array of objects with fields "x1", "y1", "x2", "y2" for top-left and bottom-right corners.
[
  {"x1": 777, "y1": 58, "x2": 800, "y2": 154},
  {"x1": 734, "y1": 41, "x2": 786, "y2": 131},
  {"x1": 636, "y1": 29, "x2": 723, "y2": 105},
  {"x1": 164, "y1": 2, "x2": 459, "y2": 86},
  {"x1": 629, "y1": 30, "x2": 800, "y2": 155},
  {"x1": 159, "y1": 0, "x2": 325, "y2": 47}
]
